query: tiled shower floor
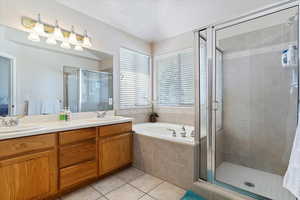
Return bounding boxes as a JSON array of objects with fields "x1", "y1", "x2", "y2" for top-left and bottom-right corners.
[
  {"x1": 216, "y1": 162, "x2": 295, "y2": 200},
  {"x1": 58, "y1": 167, "x2": 186, "y2": 200}
]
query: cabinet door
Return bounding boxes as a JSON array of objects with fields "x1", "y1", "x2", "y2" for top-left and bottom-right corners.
[
  {"x1": 0, "y1": 150, "x2": 57, "y2": 200},
  {"x1": 99, "y1": 133, "x2": 132, "y2": 175}
]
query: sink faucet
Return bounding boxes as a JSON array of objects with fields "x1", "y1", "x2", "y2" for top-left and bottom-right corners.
[
  {"x1": 180, "y1": 126, "x2": 187, "y2": 137},
  {"x1": 167, "y1": 128, "x2": 176, "y2": 137},
  {"x1": 95, "y1": 111, "x2": 107, "y2": 118},
  {"x1": 0, "y1": 116, "x2": 21, "y2": 127}
]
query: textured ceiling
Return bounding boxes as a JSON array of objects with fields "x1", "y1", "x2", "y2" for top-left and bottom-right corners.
[{"x1": 56, "y1": 0, "x2": 283, "y2": 42}]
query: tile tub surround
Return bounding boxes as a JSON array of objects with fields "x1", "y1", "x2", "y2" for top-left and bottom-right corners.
[
  {"x1": 132, "y1": 133, "x2": 195, "y2": 190},
  {"x1": 59, "y1": 167, "x2": 186, "y2": 200},
  {"x1": 154, "y1": 107, "x2": 195, "y2": 126}
]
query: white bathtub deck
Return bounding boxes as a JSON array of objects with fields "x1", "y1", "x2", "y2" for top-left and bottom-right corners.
[{"x1": 216, "y1": 162, "x2": 295, "y2": 200}]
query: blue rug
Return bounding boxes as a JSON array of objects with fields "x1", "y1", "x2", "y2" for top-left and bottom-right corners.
[{"x1": 181, "y1": 190, "x2": 206, "y2": 200}]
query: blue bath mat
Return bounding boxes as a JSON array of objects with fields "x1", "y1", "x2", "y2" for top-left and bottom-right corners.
[{"x1": 181, "y1": 190, "x2": 206, "y2": 200}]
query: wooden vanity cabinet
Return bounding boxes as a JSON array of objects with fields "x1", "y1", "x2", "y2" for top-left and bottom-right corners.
[
  {"x1": 58, "y1": 128, "x2": 98, "y2": 190},
  {"x1": 0, "y1": 134, "x2": 57, "y2": 200},
  {"x1": 0, "y1": 121, "x2": 133, "y2": 200},
  {"x1": 98, "y1": 122, "x2": 133, "y2": 175}
]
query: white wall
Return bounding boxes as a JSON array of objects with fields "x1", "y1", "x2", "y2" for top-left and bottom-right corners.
[{"x1": 0, "y1": 0, "x2": 151, "y2": 117}]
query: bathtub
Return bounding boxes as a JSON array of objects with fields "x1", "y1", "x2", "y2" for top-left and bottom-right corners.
[
  {"x1": 133, "y1": 122, "x2": 195, "y2": 145},
  {"x1": 132, "y1": 122, "x2": 195, "y2": 189}
]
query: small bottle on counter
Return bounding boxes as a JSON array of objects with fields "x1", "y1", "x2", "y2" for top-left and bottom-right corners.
[
  {"x1": 65, "y1": 107, "x2": 71, "y2": 121},
  {"x1": 59, "y1": 109, "x2": 66, "y2": 121}
]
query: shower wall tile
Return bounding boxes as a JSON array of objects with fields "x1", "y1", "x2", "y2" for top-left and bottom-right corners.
[{"x1": 220, "y1": 24, "x2": 298, "y2": 175}]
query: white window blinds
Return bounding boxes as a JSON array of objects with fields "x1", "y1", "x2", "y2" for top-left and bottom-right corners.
[
  {"x1": 156, "y1": 49, "x2": 194, "y2": 106},
  {"x1": 120, "y1": 48, "x2": 150, "y2": 109}
]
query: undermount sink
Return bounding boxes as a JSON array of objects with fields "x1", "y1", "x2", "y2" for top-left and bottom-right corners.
[
  {"x1": 81, "y1": 116, "x2": 124, "y2": 123},
  {"x1": 0, "y1": 125, "x2": 45, "y2": 134}
]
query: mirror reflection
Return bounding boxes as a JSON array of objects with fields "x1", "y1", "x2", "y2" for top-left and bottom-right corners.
[{"x1": 0, "y1": 25, "x2": 113, "y2": 116}]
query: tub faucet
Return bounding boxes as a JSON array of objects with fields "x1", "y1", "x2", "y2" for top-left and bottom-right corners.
[
  {"x1": 167, "y1": 128, "x2": 176, "y2": 137},
  {"x1": 180, "y1": 126, "x2": 187, "y2": 137}
]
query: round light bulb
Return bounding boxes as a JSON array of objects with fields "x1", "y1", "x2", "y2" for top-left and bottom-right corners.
[
  {"x1": 53, "y1": 20, "x2": 64, "y2": 40},
  {"x1": 33, "y1": 14, "x2": 45, "y2": 35},
  {"x1": 28, "y1": 31, "x2": 40, "y2": 42},
  {"x1": 69, "y1": 26, "x2": 78, "y2": 45},
  {"x1": 83, "y1": 30, "x2": 92, "y2": 48},
  {"x1": 46, "y1": 36, "x2": 57, "y2": 45},
  {"x1": 61, "y1": 40, "x2": 71, "y2": 49},
  {"x1": 74, "y1": 45, "x2": 83, "y2": 51}
]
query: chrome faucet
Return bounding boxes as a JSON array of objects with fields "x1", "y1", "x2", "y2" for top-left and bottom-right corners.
[
  {"x1": 180, "y1": 126, "x2": 187, "y2": 137},
  {"x1": 95, "y1": 111, "x2": 107, "y2": 118},
  {"x1": 167, "y1": 128, "x2": 176, "y2": 137},
  {"x1": 0, "y1": 116, "x2": 22, "y2": 127}
]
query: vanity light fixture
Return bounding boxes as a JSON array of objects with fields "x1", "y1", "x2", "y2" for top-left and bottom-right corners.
[
  {"x1": 22, "y1": 15, "x2": 93, "y2": 51},
  {"x1": 83, "y1": 30, "x2": 92, "y2": 48},
  {"x1": 33, "y1": 14, "x2": 45, "y2": 35},
  {"x1": 69, "y1": 26, "x2": 78, "y2": 45}
]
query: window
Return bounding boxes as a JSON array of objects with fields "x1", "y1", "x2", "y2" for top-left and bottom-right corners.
[
  {"x1": 119, "y1": 48, "x2": 150, "y2": 109},
  {"x1": 156, "y1": 49, "x2": 194, "y2": 106}
]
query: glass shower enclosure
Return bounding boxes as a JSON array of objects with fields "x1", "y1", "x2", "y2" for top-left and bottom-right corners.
[
  {"x1": 196, "y1": 2, "x2": 299, "y2": 200},
  {"x1": 63, "y1": 66, "x2": 113, "y2": 112}
]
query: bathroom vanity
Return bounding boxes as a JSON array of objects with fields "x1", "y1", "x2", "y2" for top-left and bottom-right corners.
[{"x1": 0, "y1": 119, "x2": 133, "y2": 200}]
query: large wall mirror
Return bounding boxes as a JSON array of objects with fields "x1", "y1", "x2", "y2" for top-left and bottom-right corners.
[{"x1": 0, "y1": 25, "x2": 114, "y2": 116}]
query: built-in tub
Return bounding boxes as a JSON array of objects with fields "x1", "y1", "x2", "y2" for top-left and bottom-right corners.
[
  {"x1": 132, "y1": 122, "x2": 195, "y2": 189},
  {"x1": 133, "y1": 122, "x2": 195, "y2": 145}
]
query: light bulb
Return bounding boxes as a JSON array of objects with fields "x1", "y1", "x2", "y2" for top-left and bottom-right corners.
[
  {"x1": 69, "y1": 26, "x2": 78, "y2": 45},
  {"x1": 46, "y1": 36, "x2": 57, "y2": 45},
  {"x1": 83, "y1": 30, "x2": 92, "y2": 48},
  {"x1": 53, "y1": 20, "x2": 64, "y2": 40},
  {"x1": 74, "y1": 45, "x2": 83, "y2": 51},
  {"x1": 61, "y1": 40, "x2": 71, "y2": 49},
  {"x1": 33, "y1": 14, "x2": 45, "y2": 35},
  {"x1": 28, "y1": 31, "x2": 40, "y2": 42}
]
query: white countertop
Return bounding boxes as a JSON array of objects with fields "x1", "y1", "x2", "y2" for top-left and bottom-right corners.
[{"x1": 0, "y1": 116, "x2": 133, "y2": 140}]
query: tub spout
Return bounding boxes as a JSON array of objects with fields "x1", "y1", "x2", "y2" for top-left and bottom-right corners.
[{"x1": 167, "y1": 128, "x2": 176, "y2": 137}]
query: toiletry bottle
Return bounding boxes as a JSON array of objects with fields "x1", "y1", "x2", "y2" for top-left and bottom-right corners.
[
  {"x1": 59, "y1": 109, "x2": 66, "y2": 121},
  {"x1": 65, "y1": 107, "x2": 71, "y2": 121}
]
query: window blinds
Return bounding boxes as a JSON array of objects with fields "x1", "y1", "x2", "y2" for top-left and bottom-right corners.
[
  {"x1": 119, "y1": 48, "x2": 150, "y2": 109},
  {"x1": 156, "y1": 49, "x2": 194, "y2": 106}
]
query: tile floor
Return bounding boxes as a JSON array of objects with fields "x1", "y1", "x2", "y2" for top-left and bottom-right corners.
[
  {"x1": 216, "y1": 162, "x2": 295, "y2": 200},
  {"x1": 59, "y1": 167, "x2": 186, "y2": 200}
]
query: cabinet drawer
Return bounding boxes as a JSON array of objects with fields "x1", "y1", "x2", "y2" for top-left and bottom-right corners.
[
  {"x1": 59, "y1": 139, "x2": 96, "y2": 168},
  {"x1": 0, "y1": 134, "x2": 56, "y2": 159},
  {"x1": 99, "y1": 122, "x2": 132, "y2": 137},
  {"x1": 60, "y1": 160, "x2": 97, "y2": 190},
  {"x1": 59, "y1": 128, "x2": 96, "y2": 145}
]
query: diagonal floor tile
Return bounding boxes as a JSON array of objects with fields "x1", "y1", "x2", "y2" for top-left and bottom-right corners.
[
  {"x1": 61, "y1": 186, "x2": 102, "y2": 200},
  {"x1": 148, "y1": 182, "x2": 185, "y2": 200},
  {"x1": 116, "y1": 167, "x2": 144, "y2": 182},
  {"x1": 105, "y1": 184, "x2": 144, "y2": 200},
  {"x1": 130, "y1": 174, "x2": 163, "y2": 193},
  {"x1": 91, "y1": 175, "x2": 126, "y2": 194},
  {"x1": 139, "y1": 194, "x2": 156, "y2": 200}
]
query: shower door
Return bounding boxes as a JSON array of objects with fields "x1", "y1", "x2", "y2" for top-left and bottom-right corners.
[{"x1": 198, "y1": 3, "x2": 299, "y2": 200}]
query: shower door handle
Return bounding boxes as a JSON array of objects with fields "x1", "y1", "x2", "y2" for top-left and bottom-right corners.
[{"x1": 213, "y1": 101, "x2": 219, "y2": 111}]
